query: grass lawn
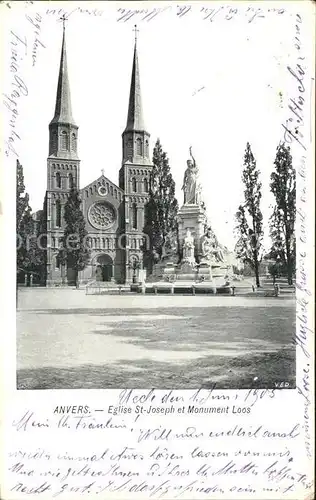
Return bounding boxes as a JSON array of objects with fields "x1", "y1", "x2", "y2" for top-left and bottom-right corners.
[{"x1": 17, "y1": 290, "x2": 296, "y2": 390}]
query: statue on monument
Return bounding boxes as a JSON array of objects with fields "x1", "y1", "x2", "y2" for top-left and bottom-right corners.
[
  {"x1": 201, "y1": 227, "x2": 226, "y2": 264},
  {"x1": 182, "y1": 147, "x2": 202, "y2": 205},
  {"x1": 182, "y1": 228, "x2": 196, "y2": 265},
  {"x1": 201, "y1": 227, "x2": 214, "y2": 260}
]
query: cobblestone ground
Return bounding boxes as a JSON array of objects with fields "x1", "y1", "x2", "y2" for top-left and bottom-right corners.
[{"x1": 16, "y1": 289, "x2": 296, "y2": 389}]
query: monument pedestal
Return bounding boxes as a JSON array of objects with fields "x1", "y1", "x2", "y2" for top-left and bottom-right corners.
[
  {"x1": 162, "y1": 261, "x2": 177, "y2": 280},
  {"x1": 198, "y1": 261, "x2": 213, "y2": 281},
  {"x1": 148, "y1": 262, "x2": 164, "y2": 281},
  {"x1": 180, "y1": 261, "x2": 196, "y2": 273},
  {"x1": 177, "y1": 204, "x2": 207, "y2": 254}
]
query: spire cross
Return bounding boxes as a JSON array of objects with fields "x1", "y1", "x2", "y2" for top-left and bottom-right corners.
[
  {"x1": 101, "y1": 168, "x2": 105, "y2": 176},
  {"x1": 59, "y1": 14, "x2": 68, "y2": 31},
  {"x1": 133, "y1": 24, "x2": 139, "y2": 43}
]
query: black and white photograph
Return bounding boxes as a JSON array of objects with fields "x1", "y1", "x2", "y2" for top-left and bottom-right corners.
[
  {"x1": 9, "y1": 3, "x2": 304, "y2": 391},
  {"x1": 1, "y1": 3, "x2": 315, "y2": 500}
]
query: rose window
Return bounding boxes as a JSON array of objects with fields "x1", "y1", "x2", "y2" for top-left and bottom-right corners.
[{"x1": 88, "y1": 202, "x2": 115, "y2": 230}]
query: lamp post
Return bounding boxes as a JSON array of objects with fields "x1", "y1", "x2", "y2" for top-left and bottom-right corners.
[
  {"x1": 129, "y1": 259, "x2": 140, "y2": 284},
  {"x1": 276, "y1": 254, "x2": 281, "y2": 280}
]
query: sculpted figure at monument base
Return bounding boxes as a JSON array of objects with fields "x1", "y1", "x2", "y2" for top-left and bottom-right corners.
[
  {"x1": 200, "y1": 227, "x2": 226, "y2": 266},
  {"x1": 212, "y1": 245, "x2": 225, "y2": 264},
  {"x1": 182, "y1": 228, "x2": 196, "y2": 266}
]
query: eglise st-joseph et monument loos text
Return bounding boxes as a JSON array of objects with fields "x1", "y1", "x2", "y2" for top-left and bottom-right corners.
[{"x1": 43, "y1": 23, "x2": 233, "y2": 290}]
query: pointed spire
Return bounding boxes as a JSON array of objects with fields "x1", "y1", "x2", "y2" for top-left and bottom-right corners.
[
  {"x1": 50, "y1": 18, "x2": 75, "y2": 126},
  {"x1": 124, "y1": 26, "x2": 146, "y2": 133}
]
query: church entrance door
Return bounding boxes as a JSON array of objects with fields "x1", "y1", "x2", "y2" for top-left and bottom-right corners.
[
  {"x1": 95, "y1": 254, "x2": 113, "y2": 282},
  {"x1": 67, "y1": 267, "x2": 77, "y2": 286}
]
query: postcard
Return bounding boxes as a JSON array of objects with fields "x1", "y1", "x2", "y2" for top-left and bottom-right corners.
[{"x1": 0, "y1": 1, "x2": 314, "y2": 499}]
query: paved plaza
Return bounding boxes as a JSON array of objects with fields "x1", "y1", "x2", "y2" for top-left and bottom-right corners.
[{"x1": 16, "y1": 289, "x2": 296, "y2": 390}]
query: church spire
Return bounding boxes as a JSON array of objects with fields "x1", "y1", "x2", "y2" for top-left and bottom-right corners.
[
  {"x1": 50, "y1": 16, "x2": 75, "y2": 126},
  {"x1": 48, "y1": 17, "x2": 78, "y2": 160},
  {"x1": 124, "y1": 25, "x2": 146, "y2": 133},
  {"x1": 121, "y1": 26, "x2": 150, "y2": 165}
]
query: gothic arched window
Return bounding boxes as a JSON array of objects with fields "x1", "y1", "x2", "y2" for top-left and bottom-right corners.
[
  {"x1": 61, "y1": 131, "x2": 69, "y2": 150},
  {"x1": 145, "y1": 140, "x2": 149, "y2": 157},
  {"x1": 56, "y1": 200, "x2": 61, "y2": 227},
  {"x1": 56, "y1": 172, "x2": 61, "y2": 188},
  {"x1": 132, "y1": 203, "x2": 137, "y2": 230},
  {"x1": 71, "y1": 133, "x2": 77, "y2": 152},
  {"x1": 56, "y1": 254, "x2": 61, "y2": 269},
  {"x1": 132, "y1": 178, "x2": 137, "y2": 192},
  {"x1": 69, "y1": 173, "x2": 74, "y2": 189},
  {"x1": 136, "y1": 138, "x2": 143, "y2": 156},
  {"x1": 143, "y1": 178, "x2": 149, "y2": 192}
]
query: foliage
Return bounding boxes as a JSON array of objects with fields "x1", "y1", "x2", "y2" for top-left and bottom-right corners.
[
  {"x1": 143, "y1": 139, "x2": 179, "y2": 268},
  {"x1": 232, "y1": 265, "x2": 243, "y2": 276},
  {"x1": 269, "y1": 143, "x2": 296, "y2": 284},
  {"x1": 268, "y1": 261, "x2": 287, "y2": 280},
  {"x1": 16, "y1": 159, "x2": 31, "y2": 233},
  {"x1": 234, "y1": 143, "x2": 264, "y2": 287},
  {"x1": 60, "y1": 188, "x2": 90, "y2": 285},
  {"x1": 16, "y1": 160, "x2": 45, "y2": 283}
]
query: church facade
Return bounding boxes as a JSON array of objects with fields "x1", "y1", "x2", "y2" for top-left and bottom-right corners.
[{"x1": 44, "y1": 26, "x2": 153, "y2": 286}]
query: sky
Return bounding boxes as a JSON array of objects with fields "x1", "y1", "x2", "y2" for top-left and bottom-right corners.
[{"x1": 1, "y1": 1, "x2": 313, "y2": 251}]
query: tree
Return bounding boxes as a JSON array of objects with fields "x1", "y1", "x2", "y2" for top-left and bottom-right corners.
[
  {"x1": 16, "y1": 160, "x2": 45, "y2": 284},
  {"x1": 269, "y1": 143, "x2": 295, "y2": 284},
  {"x1": 60, "y1": 188, "x2": 90, "y2": 287},
  {"x1": 234, "y1": 143, "x2": 264, "y2": 287},
  {"x1": 143, "y1": 139, "x2": 179, "y2": 269},
  {"x1": 16, "y1": 159, "x2": 31, "y2": 234}
]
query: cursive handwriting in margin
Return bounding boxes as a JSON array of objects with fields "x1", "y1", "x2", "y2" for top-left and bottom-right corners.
[
  {"x1": 286, "y1": 13, "x2": 314, "y2": 463},
  {"x1": 3, "y1": 30, "x2": 28, "y2": 158},
  {"x1": 5, "y1": 404, "x2": 313, "y2": 498},
  {"x1": 3, "y1": 13, "x2": 45, "y2": 158},
  {"x1": 282, "y1": 14, "x2": 306, "y2": 151}
]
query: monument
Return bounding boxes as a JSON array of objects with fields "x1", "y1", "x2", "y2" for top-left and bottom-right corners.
[
  {"x1": 142, "y1": 147, "x2": 233, "y2": 293},
  {"x1": 178, "y1": 147, "x2": 206, "y2": 255}
]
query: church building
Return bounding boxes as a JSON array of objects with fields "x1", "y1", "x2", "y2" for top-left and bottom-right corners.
[{"x1": 44, "y1": 24, "x2": 153, "y2": 286}]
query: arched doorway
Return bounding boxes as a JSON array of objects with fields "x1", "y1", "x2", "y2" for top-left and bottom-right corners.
[{"x1": 95, "y1": 254, "x2": 113, "y2": 282}]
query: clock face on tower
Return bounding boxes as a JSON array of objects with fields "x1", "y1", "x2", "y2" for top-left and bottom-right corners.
[{"x1": 88, "y1": 201, "x2": 116, "y2": 230}]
